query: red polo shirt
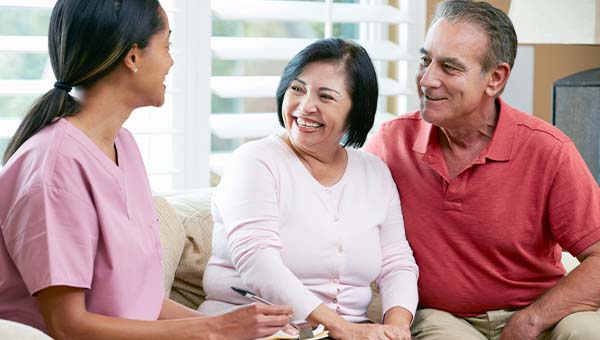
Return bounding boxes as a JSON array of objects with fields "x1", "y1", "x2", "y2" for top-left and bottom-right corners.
[{"x1": 364, "y1": 98, "x2": 600, "y2": 316}]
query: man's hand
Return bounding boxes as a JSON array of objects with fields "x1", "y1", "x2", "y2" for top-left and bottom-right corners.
[{"x1": 500, "y1": 309, "x2": 543, "y2": 340}]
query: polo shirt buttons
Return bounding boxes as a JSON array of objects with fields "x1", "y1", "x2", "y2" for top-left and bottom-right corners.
[{"x1": 332, "y1": 297, "x2": 338, "y2": 304}]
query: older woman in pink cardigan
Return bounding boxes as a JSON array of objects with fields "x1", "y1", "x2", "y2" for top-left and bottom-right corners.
[{"x1": 201, "y1": 38, "x2": 419, "y2": 340}]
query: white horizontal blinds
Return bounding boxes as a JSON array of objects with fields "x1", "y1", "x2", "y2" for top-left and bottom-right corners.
[
  {"x1": 124, "y1": 0, "x2": 179, "y2": 191},
  {"x1": 0, "y1": 1, "x2": 52, "y2": 159},
  {"x1": 0, "y1": 1, "x2": 54, "y2": 6},
  {"x1": 392, "y1": 0, "x2": 426, "y2": 117},
  {"x1": 125, "y1": 0, "x2": 212, "y2": 191},
  {"x1": 169, "y1": 0, "x2": 211, "y2": 190},
  {"x1": 209, "y1": 0, "x2": 420, "y2": 179},
  {"x1": 211, "y1": 0, "x2": 412, "y2": 23}
]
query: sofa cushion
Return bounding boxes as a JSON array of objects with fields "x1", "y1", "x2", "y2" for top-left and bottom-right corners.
[
  {"x1": 154, "y1": 196, "x2": 186, "y2": 296},
  {"x1": 165, "y1": 189, "x2": 214, "y2": 309},
  {"x1": 367, "y1": 282, "x2": 382, "y2": 323}
]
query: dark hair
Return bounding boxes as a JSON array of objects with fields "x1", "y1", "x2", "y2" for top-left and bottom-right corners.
[
  {"x1": 431, "y1": 0, "x2": 517, "y2": 72},
  {"x1": 275, "y1": 38, "x2": 378, "y2": 148},
  {"x1": 2, "y1": 0, "x2": 164, "y2": 164}
]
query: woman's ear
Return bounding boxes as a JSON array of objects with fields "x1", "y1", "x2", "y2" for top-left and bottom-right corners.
[
  {"x1": 485, "y1": 63, "x2": 510, "y2": 97},
  {"x1": 124, "y1": 44, "x2": 139, "y2": 73}
]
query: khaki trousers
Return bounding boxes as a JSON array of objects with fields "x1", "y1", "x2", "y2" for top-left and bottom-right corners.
[{"x1": 411, "y1": 308, "x2": 600, "y2": 340}]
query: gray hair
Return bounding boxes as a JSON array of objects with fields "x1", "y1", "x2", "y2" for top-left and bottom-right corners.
[{"x1": 430, "y1": 0, "x2": 517, "y2": 73}]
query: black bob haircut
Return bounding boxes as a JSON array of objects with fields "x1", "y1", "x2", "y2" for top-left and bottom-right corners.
[{"x1": 275, "y1": 38, "x2": 378, "y2": 148}]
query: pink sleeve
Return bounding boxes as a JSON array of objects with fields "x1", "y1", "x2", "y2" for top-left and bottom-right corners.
[
  {"x1": 375, "y1": 169, "x2": 419, "y2": 319},
  {"x1": 3, "y1": 185, "x2": 98, "y2": 295},
  {"x1": 215, "y1": 146, "x2": 322, "y2": 320}
]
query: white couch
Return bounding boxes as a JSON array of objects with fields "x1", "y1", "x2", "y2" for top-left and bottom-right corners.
[
  {"x1": 156, "y1": 189, "x2": 581, "y2": 313},
  {"x1": 1, "y1": 188, "x2": 581, "y2": 338}
]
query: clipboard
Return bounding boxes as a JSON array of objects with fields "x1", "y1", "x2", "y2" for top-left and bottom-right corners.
[{"x1": 262, "y1": 324, "x2": 329, "y2": 340}]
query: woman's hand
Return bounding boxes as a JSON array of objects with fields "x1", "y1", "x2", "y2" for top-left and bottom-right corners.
[
  {"x1": 381, "y1": 306, "x2": 413, "y2": 340},
  {"x1": 308, "y1": 304, "x2": 411, "y2": 340},
  {"x1": 335, "y1": 322, "x2": 395, "y2": 340},
  {"x1": 335, "y1": 322, "x2": 411, "y2": 340},
  {"x1": 211, "y1": 303, "x2": 295, "y2": 340},
  {"x1": 160, "y1": 298, "x2": 297, "y2": 339},
  {"x1": 213, "y1": 303, "x2": 294, "y2": 339},
  {"x1": 281, "y1": 323, "x2": 300, "y2": 336},
  {"x1": 382, "y1": 324, "x2": 412, "y2": 340}
]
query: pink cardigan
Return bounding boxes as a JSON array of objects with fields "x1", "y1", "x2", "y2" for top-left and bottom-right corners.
[{"x1": 201, "y1": 136, "x2": 418, "y2": 322}]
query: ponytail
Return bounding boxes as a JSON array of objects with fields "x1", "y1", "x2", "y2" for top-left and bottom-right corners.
[{"x1": 1, "y1": 86, "x2": 79, "y2": 165}]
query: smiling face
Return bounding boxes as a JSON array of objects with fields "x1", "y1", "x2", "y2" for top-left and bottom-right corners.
[
  {"x1": 281, "y1": 61, "x2": 352, "y2": 155},
  {"x1": 134, "y1": 8, "x2": 174, "y2": 107},
  {"x1": 417, "y1": 19, "x2": 494, "y2": 129}
]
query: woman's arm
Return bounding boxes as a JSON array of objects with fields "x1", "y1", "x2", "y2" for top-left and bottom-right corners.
[
  {"x1": 382, "y1": 306, "x2": 413, "y2": 340},
  {"x1": 36, "y1": 285, "x2": 293, "y2": 340},
  {"x1": 371, "y1": 167, "x2": 419, "y2": 340},
  {"x1": 376, "y1": 168, "x2": 419, "y2": 308},
  {"x1": 215, "y1": 145, "x2": 322, "y2": 319},
  {"x1": 159, "y1": 298, "x2": 203, "y2": 319}
]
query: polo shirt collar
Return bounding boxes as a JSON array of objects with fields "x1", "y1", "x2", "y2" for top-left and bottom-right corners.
[
  {"x1": 412, "y1": 97, "x2": 516, "y2": 162},
  {"x1": 412, "y1": 117, "x2": 433, "y2": 155},
  {"x1": 485, "y1": 97, "x2": 516, "y2": 161}
]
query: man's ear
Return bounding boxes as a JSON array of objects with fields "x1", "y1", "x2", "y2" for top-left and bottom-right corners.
[
  {"x1": 123, "y1": 44, "x2": 139, "y2": 73},
  {"x1": 485, "y1": 63, "x2": 510, "y2": 97}
]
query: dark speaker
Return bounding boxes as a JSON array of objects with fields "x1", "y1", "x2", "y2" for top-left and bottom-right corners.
[{"x1": 552, "y1": 68, "x2": 600, "y2": 185}]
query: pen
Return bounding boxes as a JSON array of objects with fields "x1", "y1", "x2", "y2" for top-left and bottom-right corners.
[
  {"x1": 231, "y1": 286, "x2": 299, "y2": 330},
  {"x1": 231, "y1": 286, "x2": 273, "y2": 305}
]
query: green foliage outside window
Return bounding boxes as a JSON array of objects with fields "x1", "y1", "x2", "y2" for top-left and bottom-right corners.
[
  {"x1": 0, "y1": 8, "x2": 50, "y2": 36},
  {"x1": 0, "y1": 7, "x2": 52, "y2": 155}
]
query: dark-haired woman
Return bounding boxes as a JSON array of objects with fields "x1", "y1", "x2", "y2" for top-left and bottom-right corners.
[
  {"x1": 200, "y1": 38, "x2": 418, "y2": 340},
  {"x1": 0, "y1": 1, "x2": 292, "y2": 339}
]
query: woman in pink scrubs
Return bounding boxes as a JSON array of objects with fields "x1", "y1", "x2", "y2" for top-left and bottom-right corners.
[{"x1": 0, "y1": 1, "x2": 292, "y2": 339}]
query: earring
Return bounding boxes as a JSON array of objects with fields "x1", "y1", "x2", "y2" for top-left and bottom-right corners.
[{"x1": 133, "y1": 67, "x2": 138, "y2": 73}]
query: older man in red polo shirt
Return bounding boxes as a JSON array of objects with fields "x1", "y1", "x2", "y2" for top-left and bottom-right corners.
[{"x1": 365, "y1": 1, "x2": 600, "y2": 339}]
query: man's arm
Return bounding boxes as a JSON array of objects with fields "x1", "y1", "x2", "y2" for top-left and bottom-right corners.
[{"x1": 501, "y1": 240, "x2": 600, "y2": 339}]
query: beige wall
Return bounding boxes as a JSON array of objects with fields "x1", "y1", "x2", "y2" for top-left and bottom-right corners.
[{"x1": 425, "y1": 0, "x2": 600, "y2": 122}]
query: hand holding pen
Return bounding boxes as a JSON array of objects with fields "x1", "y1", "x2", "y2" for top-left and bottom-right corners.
[
  {"x1": 231, "y1": 286, "x2": 300, "y2": 331},
  {"x1": 213, "y1": 301, "x2": 295, "y2": 339}
]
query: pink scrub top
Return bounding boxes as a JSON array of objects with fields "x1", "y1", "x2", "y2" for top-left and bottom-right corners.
[{"x1": 0, "y1": 119, "x2": 164, "y2": 332}]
